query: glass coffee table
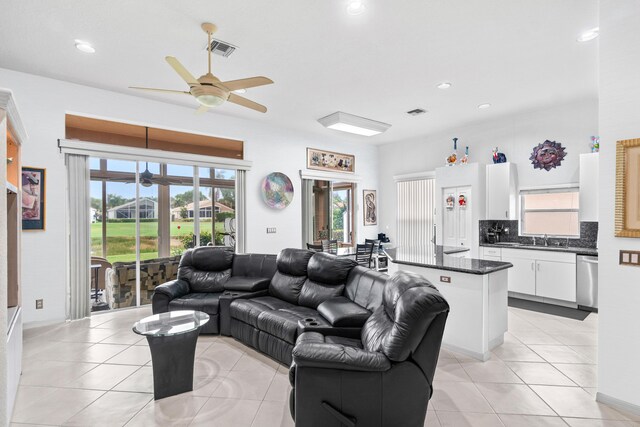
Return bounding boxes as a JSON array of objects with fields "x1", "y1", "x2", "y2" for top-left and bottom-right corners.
[{"x1": 133, "y1": 310, "x2": 209, "y2": 400}]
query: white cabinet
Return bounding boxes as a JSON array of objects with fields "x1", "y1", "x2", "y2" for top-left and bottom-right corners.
[
  {"x1": 536, "y1": 260, "x2": 577, "y2": 302},
  {"x1": 486, "y1": 163, "x2": 518, "y2": 220},
  {"x1": 502, "y1": 248, "x2": 576, "y2": 303},
  {"x1": 442, "y1": 186, "x2": 473, "y2": 249},
  {"x1": 579, "y1": 153, "x2": 599, "y2": 221},
  {"x1": 507, "y1": 257, "x2": 537, "y2": 295},
  {"x1": 481, "y1": 246, "x2": 502, "y2": 261}
]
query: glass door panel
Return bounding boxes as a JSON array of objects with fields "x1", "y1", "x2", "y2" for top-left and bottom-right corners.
[
  {"x1": 105, "y1": 180, "x2": 137, "y2": 263},
  {"x1": 170, "y1": 184, "x2": 197, "y2": 253},
  {"x1": 137, "y1": 181, "x2": 159, "y2": 262},
  {"x1": 313, "y1": 180, "x2": 331, "y2": 243},
  {"x1": 332, "y1": 183, "x2": 354, "y2": 245}
]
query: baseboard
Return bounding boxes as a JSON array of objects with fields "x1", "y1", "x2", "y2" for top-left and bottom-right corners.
[
  {"x1": 596, "y1": 392, "x2": 640, "y2": 418},
  {"x1": 442, "y1": 343, "x2": 490, "y2": 361},
  {"x1": 23, "y1": 317, "x2": 66, "y2": 330}
]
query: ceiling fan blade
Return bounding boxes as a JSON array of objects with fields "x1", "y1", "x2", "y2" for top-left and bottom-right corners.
[
  {"x1": 227, "y1": 93, "x2": 267, "y2": 113},
  {"x1": 195, "y1": 105, "x2": 209, "y2": 115},
  {"x1": 165, "y1": 56, "x2": 200, "y2": 86},
  {"x1": 129, "y1": 86, "x2": 190, "y2": 95},
  {"x1": 220, "y1": 77, "x2": 274, "y2": 91}
]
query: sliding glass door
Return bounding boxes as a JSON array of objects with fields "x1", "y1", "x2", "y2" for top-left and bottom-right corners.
[{"x1": 89, "y1": 159, "x2": 236, "y2": 311}]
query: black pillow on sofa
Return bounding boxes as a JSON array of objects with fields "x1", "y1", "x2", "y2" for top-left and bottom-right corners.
[{"x1": 317, "y1": 296, "x2": 371, "y2": 327}]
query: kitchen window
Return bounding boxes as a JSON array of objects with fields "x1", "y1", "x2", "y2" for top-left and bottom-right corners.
[{"x1": 520, "y1": 187, "x2": 580, "y2": 237}]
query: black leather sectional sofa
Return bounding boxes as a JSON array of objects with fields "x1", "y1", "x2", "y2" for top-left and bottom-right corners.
[{"x1": 152, "y1": 245, "x2": 449, "y2": 426}]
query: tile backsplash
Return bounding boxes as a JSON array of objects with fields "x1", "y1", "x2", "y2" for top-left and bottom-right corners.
[{"x1": 479, "y1": 220, "x2": 598, "y2": 248}]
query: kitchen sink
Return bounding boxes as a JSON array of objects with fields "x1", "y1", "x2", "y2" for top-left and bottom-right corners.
[{"x1": 492, "y1": 242, "x2": 523, "y2": 246}]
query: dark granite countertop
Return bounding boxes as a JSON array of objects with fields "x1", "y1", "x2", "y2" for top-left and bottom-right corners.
[
  {"x1": 480, "y1": 243, "x2": 598, "y2": 256},
  {"x1": 384, "y1": 246, "x2": 513, "y2": 275}
]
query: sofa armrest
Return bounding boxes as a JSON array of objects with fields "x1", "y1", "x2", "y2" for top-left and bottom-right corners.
[
  {"x1": 218, "y1": 289, "x2": 269, "y2": 336},
  {"x1": 154, "y1": 279, "x2": 190, "y2": 299},
  {"x1": 292, "y1": 333, "x2": 390, "y2": 372},
  {"x1": 317, "y1": 296, "x2": 371, "y2": 328},
  {"x1": 224, "y1": 276, "x2": 271, "y2": 292}
]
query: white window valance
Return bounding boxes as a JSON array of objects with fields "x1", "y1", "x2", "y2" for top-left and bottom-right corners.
[
  {"x1": 299, "y1": 169, "x2": 361, "y2": 183},
  {"x1": 58, "y1": 139, "x2": 252, "y2": 171}
]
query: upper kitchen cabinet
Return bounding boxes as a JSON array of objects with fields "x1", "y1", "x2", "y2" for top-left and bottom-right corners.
[
  {"x1": 579, "y1": 153, "x2": 599, "y2": 222},
  {"x1": 486, "y1": 162, "x2": 518, "y2": 220}
]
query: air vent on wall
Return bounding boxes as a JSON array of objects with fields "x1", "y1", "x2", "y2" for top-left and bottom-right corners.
[
  {"x1": 407, "y1": 108, "x2": 427, "y2": 116},
  {"x1": 206, "y1": 38, "x2": 237, "y2": 57}
]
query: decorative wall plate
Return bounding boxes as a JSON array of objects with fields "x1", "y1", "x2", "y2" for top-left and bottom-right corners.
[
  {"x1": 530, "y1": 140, "x2": 567, "y2": 171},
  {"x1": 261, "y1": 172, "x2": 294, "y2": 209}
]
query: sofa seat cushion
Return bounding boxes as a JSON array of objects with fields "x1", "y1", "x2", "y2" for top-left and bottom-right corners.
[
  {"x1": 224, "y1": 276, "x2": 271, "y2": 292},
  {"x1": 257, "y1": 306, "x2": 329, "y2": 344},
  {"x1": 317, "y1": 296, "x2": 371, "y2": 327},
  {"x1": 230, "y1": 296, "x2": 294, "y2": 327},
  {"x1": 168, "y1": 292, "x2": 222, "y2": 316}
]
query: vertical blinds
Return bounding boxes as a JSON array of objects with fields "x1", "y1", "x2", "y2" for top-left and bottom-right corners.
[{"x1": 396, "y1": 178, "x2": 435, "y2": 247}]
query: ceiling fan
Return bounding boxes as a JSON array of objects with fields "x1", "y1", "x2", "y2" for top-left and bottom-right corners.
[{"x1": 130, "y1": 22, "x2": 273, "y2": 113}]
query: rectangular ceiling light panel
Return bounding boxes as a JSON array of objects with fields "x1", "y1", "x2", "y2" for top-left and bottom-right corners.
[{"x1": 318, "y1": 111, "x2": 391, "y2": 136}]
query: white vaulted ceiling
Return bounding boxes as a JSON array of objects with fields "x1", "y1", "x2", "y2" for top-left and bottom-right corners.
[{"x1": 0, "y1": 0, "x2": 598, "y2": 144}]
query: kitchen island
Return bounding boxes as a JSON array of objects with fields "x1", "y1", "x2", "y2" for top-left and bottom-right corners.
[{"x1": 385, "y1": 246, "x2": 513, "y2": 361}]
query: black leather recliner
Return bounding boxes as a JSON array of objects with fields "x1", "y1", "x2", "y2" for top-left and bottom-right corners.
[
  {"x1": 289, "y1": 271, "x2": 450, "y2": 427},
  {"x1": 152, "y1": 246, "x2": 277, "y2": 334},
  {"x1": 229, "y1": 249, "x2": 360, "y2": 365}
]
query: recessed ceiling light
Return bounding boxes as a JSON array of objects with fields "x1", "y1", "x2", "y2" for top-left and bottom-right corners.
[
  {"x1": 436, "y1": 82, "x2": 452, "y2": 89},
  {"x1": 74, "y1": 40, "x2": 95, "y2": 53},
  {"x1": 233, "y1": 89, "x2": 247, "y2": 94},
  {"x1": 318, "y1": 111, "x2": 391, "y2": 136},
  {"x1": 577, "y1": 27, "x2": 599, "y2": 42},
  {"x1": 478, "y1": 103, "x2": 491, "y2": 109},
  {"x1": 347, "y1": 0, "x2": 365, "y2": 15}
]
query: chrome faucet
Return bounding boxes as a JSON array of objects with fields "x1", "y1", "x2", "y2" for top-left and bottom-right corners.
[
  {"x1": 532, "y1": 236, "x2": 536, "y2": 246},
  {"x1": 543, "y1": 234, "x2": 549, "y2": 247}
]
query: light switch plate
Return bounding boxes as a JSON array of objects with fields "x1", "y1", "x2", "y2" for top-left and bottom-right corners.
[
  {"x1": 36, "y1": 299, "x2": 43, "y2": 309},
  {"x1": 266, "y1": 227, "x2": 277, "y2": 234},
  {"x1": 620, "y1": 250, "x2": 640, "y2": 266}
]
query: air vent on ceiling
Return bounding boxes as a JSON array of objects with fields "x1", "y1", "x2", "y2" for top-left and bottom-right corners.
[
  {"x1": 206, "y1": 38, "x2": 237, "y2": 57},
  {"x1": 407, "y1": 108, "x2": 427, "y2": 116}
]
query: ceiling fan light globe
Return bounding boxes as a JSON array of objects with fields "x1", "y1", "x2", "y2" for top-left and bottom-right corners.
[{"x1": 196, "y1": 94, "x2": 225, "y2": 107}]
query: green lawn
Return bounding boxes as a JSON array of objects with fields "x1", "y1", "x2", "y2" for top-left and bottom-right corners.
[{"x1": 91, "y1": 221, "x2": 227, "y2": 263}]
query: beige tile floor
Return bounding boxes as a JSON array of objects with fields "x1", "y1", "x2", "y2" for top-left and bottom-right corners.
[{"x1": 11, "y1": 305, "x2": 640, "y2": 427}]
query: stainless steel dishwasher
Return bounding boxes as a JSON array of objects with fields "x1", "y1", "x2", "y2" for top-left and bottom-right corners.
[{"x1": 577, "y1": 255, "x2": 598, "y2": 311}]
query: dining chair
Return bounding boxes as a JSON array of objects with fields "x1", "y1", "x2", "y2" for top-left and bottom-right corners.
[
  {"x1": 322, "y1": 239, "x2": 338, "y2": 254},
  {"x1": 364, "y1": 239, "x2": 380, "y2": 252},
  {"x1": 306, "y1": 243, "x2": 324, "y2": 252},
  {"x1": 355, "y1": 243, "x2": 374, "y2": 268}
]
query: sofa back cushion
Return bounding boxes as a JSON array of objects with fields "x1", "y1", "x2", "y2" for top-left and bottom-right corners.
[
  {"x1": 269, "y1": 249, "x2": 314, "y2": 304},
  {"x1": 178, "y1": 246, "x2": 234, "y2": 293},
  {"x1": 361, "y1": 271, "x2": 449, "y2": 362},
  {"x1": 298, "y1": 252, "x2": 357, "y2": 309},
  {"x1": 232, "y1": 253, "x2": 277, "y2": 279},
  {"x1": 344, "y1": 266, "x2": 386, "y2": 311}
]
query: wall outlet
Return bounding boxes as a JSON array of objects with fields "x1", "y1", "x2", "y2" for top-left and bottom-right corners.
[
  {"x1": 35, "y1": 299, "x2": 43, "y2": 309},
  {"x1": 266, "y1": 227, "x2": 277, "y2": 234},
  {"x1": 440, "y1": 276, "x2": 451, "y2": 283}
]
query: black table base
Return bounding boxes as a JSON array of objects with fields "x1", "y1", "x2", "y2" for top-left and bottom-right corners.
[{"x1": 146, "y1": 328, "x2": 200, "y2": 400}]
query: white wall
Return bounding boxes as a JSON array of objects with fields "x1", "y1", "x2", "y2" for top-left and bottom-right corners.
[
  {"x1": 597, "y1": 0, "x2": 640, "y2": 410},
  {"x1": 0, "y1": 68, "x2": 379, "y2": 326},
  {"x1": 378, "y1": 99, "x2": 598, "y2": 241}
]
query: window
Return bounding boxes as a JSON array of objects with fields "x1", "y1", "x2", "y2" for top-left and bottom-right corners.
[{"x1": 520, "y1": 188, "x2": 579, "y2": 237}]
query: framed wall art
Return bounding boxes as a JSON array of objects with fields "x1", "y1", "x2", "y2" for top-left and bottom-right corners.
[
  {"x1": 615, "y1": 138, "x2": 640, "y2": 237},
  {"x1": 307, "y1": 148, "x2": 355, "y2": 173},
  {"x1": 22, "y1": 166, "x2": 46, "y2": 230},
  {"x1": 363, "y1": 189, "x2": 377, "y2": 226}
]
